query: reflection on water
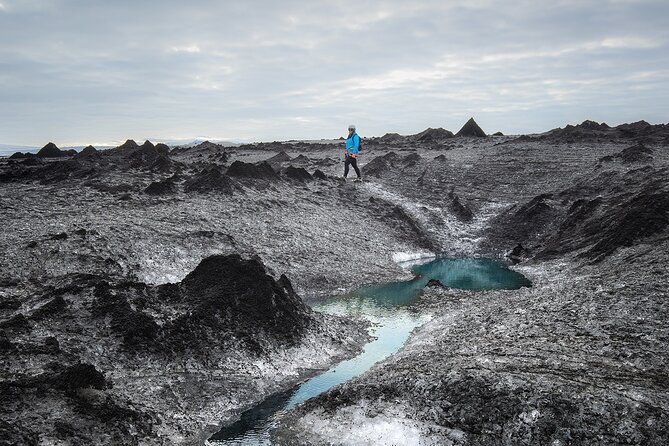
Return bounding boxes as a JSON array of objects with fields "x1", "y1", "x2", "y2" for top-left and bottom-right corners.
[
  {"x1": 411, "y1": 257, "x2": 532, "y2": 290},
  {"x1": 208, "y1": 258, "x2": 530, "y2": 445}
]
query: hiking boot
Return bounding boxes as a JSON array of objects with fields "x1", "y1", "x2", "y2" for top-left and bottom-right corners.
[{"x1": 354, "y1": 177, "x2": 363, "y2": 183}]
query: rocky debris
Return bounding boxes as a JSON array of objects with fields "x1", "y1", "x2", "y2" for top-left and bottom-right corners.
[
  {"x1": 9, "y1": 151, "x2": 33, "y2": 159},
  {"x1": 19, "y1": 155, "x2": 43, "y2": 166},
  {"x1": 483, "y1": 193, "x2": 561, "y2": 251},
  {"x1": 599, "y1": 142, "x2": 654, "y2": 164},
  {"x1": 226, "y1": 160, "x2": 279, "y2": 181},
  {"x1": 0, "y1": 159, "x2": 98, "y2": 185},
  {"x1": 411, "y1": 128, "x2": 454, "y2": 143},
  {"x1": 3, "y1": 120, "x2": 669, "y2": 445},
  {"x1": 110, "y1": 139, "x2": 140, "y2": 154},
  {"x1": 541, "y1": 120, "x2": 669, "y2": 143},
  {"x1": 74, "y1": 145, "x2": 99, "y2": 159},
  {"x1": 456, "y1": 117, "x2": 487, "y2": 137},
  {"x1": 127, "y1": 141, "x2": 164, "y2": 169},
  {"x1": 37, "y1": 142, "x2": 65, "y2": 158},
  {"x1": 184, "y1": 165, "x2": 234, "y2": 194},
  {"x1": 377, "y1": 132, "x2": 406, "y2": 143},
  {"x1": 312, "y1": 169, "x2": 328, "y2": 180},
  {"x1": 0, "y1": 253, "x2": 365, "y2": 444},
  {"x1": 30, "y1": 295, "x2": 68, "y2": 320},
  {"x1": 291, "y1": 154, "x2": 311, "y2": 166},
  {"x1": 171, "y1": 141, "x2": 229, "y2": 162},
  {"x1": 154, "y1": 143, "x2": 170, "y2": 155},
  {"x1": 266, "y1": 151, "x2": 292, "y2": 165},
  {"x1": 483, "y1": 167, "x2": 669, "y2": 263},
  {"x1": 402, "y1": 152, "x2": 422, "y2": 167},
  {"x1": 148, "y1": 154, "x2": 173, "y2": 172},
  {"x1": 284, "y1": 165, "x2": 313, "y2": 182},
  {"x1": 447, "y1": 188, "x2": 473, "y2": 222},
  {"x1": 368, "y1": 198, "x2": 439, "y2": 252},
  {"x1": 425, "y1": 278, "x2": 445, "y2": 288},
  {"x1": 505, "y1": 243, "x2": 530, "y2": 264},
  {"x1": 144, "y1": 177, "x2": 176, "y2": 195},
  {"x1": 0, "y1": 139, "x2": 178, "y2": 185},
  {"x1": 174, "y1": 254, "x2": 313, "y2": 347},
  {"x1": 542, "y1": 120, "x2": 614, "y2": 142},
  {"x1": 362, "y1": 151, "x2": 401, "y2": 177},
  {"x1": 94, "y1": 139, "x2": 178, "y2": 172}
]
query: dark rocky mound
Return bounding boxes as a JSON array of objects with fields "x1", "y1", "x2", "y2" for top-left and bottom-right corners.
[
  {"x1": 378, "y1": 132, "x2": 405, "y2": 143},
  {"x1": 28, "y1": 160, "x2": 97, "y2": 184},
  {"x1": 176, "y1": 254, "x2": 312, "y2": 345},
  {"x1": 369, "y1": 198, "x2": 438, "y2": 251},
  {"x1": 542, "y1": 120, "x2": 669, "y2": 143},
  {"x1": 266, "y1": 151, "x2": 292, "y2": 165},
  {"x1": 19, "y1": 156, "x2": 43, "y2": 166},
  {"x1": 171, "y1": 141, "x2": 228, "y2": 162},
  {"x1": 363, "y1": 152, "x2": 401, "y2": 177},
  {"x1": 483, "y1": 167, "x2": 669, "y2": 263},
  {"x1": 144, "y1": 177, "x2": 176, "y2": 195},
  {"x1": 616, "y1": 120, "x2": 651, "y2": 136},
  {"x1": 226, "y1": 161, "x2": 278, "y2": 180},
  {"x1": 482, "y1": 193, "x2": 562, "y2": 252},
  {"x1": 447, "y1": 189, "x2": 473, "y2": 222},
  {"x1": 291, "y1": 154, "x2": 311, "y2": 165},
  {"x1": 402, "y1": 152, "x2": 421, "y2": 167},
  {"x1": 425, "y1": 279, "x2": 445, "y2": 288},
  {"x1": 111, "y1": 139, "x2": 140, "y2": 154},
  {"x1": 74, "y1": 145, "x2": 99, "y2": 159},
  {"x1": 148, "y1": 155, "x2": 173, "y2": 172},
  {"x1": 154, "y1": 143, "x2": 170, "y2": 155},
  {"x1": 313, "y1": 169, "x2": 328, "y2": 180},
  {"x1": 599, "y1": 143, "x2": 654, "y2": 164},
  {"x1": 184, "y1": 165, "x2": 234, "y2": 194},
  {"x1": 37, "y1": 142, "x2": 65, "y2": 158},
  {"x1": 284, "y1": 165, "x2": 313, "y2": 182},
  {"x1": 8, "y1": 151, "x2": 31, "y2": 159},
  {"x1": 105, "y1": 140, "x2": 175, "y2": 171},
  {"x1": 455, "y1": 118, "x2": 486, "y2": 137},
  {"x1": 543, "y1": 120, "x2": 612, "y2": 142},
  {"x1": 411, "y1": 127, "x2": 454, "y2": 142},
  {"x1": 492, "y1": 131, "x2": 504, "y2": 136},
  {"x1": 506, "y1": 243, "x2": 530, "y2": 264},
  {"x1": 8, "y1": 152, "x2": 40, "y2": 164}
]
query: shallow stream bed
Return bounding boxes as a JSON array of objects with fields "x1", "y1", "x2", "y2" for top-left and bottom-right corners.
[{"x1": 208, "y1": 258, "x2": 530, "y2": 445}]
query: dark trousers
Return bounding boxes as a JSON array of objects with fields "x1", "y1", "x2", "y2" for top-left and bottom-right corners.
[{"x1": 344, "y1": 155, "x2": 361, "y2": 178}]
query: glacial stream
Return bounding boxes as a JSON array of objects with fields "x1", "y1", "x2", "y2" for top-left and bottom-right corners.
[{"x1": 208, "y1": 258, "x2": 531, "y2": 445}]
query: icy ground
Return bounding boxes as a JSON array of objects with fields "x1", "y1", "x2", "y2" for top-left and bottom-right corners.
[{"x1": 1, "y1": 121, "x2": 669, "y2": 444}]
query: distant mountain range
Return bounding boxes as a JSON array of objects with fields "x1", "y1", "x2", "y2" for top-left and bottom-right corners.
[{"x1": 0, "y1": 139, "x2": 244, "y2": 157}]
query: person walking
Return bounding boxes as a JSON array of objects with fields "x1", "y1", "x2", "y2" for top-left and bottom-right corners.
[{"x1": 344, "y1": 124, "x2": 362, "y2": 182}]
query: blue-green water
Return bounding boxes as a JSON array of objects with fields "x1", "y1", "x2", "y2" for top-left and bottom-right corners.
[{"x1": 208, "y1": 258, "x2": 530, "y2": 444}]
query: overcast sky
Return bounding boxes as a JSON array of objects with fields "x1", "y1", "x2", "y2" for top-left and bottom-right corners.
[{"x1": 0, "y1": 0, "x2": 667, "y2": 146}]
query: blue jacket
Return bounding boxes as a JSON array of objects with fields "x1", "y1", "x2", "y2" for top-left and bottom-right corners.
[{"x1": 345, "y1": 133, "x2": 360, "y2": 156}]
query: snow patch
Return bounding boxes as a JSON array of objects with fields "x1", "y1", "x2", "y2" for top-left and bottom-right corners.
[
  {"x1": 392, "y1": 251, "x2": 436, "y2": 265},
  {"x1": 296, "y1": 402, "x2": 455, "y2": 446}
]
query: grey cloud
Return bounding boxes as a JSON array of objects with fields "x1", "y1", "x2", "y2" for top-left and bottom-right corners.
[{"x1": 0, "y1": 0, "x2": 667, "y2": 145}]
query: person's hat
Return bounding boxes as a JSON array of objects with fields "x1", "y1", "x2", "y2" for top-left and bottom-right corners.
[{"x1": 348, "y1": 124, "x2": 356, "y2": 131}]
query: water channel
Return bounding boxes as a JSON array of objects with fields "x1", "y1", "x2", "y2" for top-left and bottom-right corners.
[{"x1": 209, "y1": 257, "x2": 531, "y2": 445}]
